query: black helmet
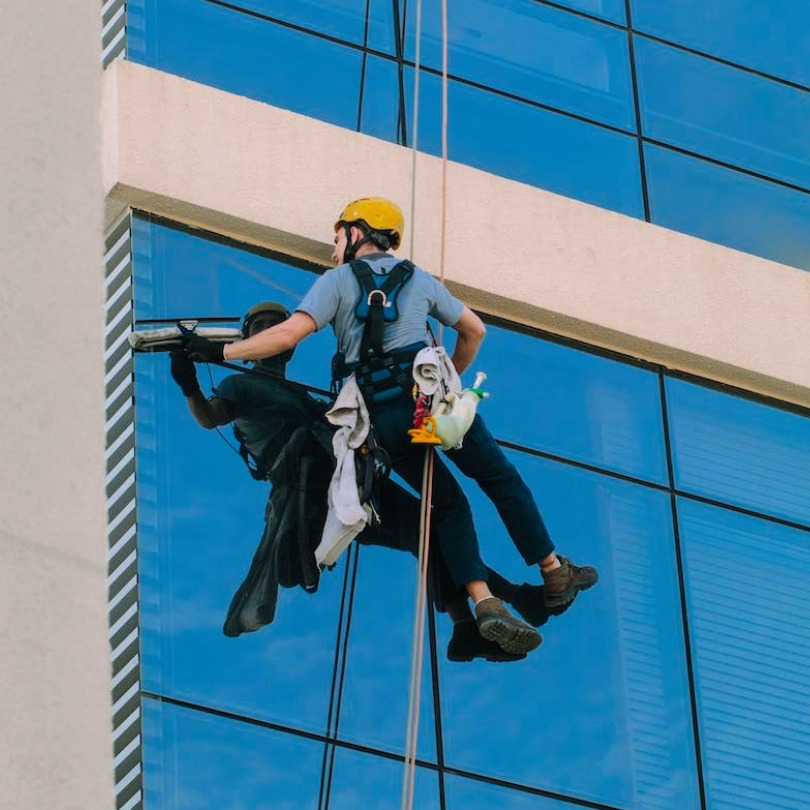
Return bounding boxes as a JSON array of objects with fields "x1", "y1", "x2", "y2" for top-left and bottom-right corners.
[{"x1": 241, "y1": 301, "x2": 291, "y2": 338}]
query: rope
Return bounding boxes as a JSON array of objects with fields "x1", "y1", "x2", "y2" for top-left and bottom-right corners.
[{"x1": 401, "y1": 1, "x2": 449, "y2": 807}]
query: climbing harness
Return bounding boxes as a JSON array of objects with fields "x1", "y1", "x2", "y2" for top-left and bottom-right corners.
[{"x1": 331, "y1": 259, "x2": 424, "y2": 404}]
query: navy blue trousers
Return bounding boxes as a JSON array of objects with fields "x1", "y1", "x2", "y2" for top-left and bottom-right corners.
[{"x1": 371, "y1": 391, "x2": 555, "y2": 589}]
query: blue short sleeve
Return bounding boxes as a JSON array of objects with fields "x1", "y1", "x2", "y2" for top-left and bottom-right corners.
[
  {"x1": 296, "y1": 269, "x2": 344, "y2": 331},
  {"x1": 426, "y1": 274, "x2": 465, "y2": 326}
]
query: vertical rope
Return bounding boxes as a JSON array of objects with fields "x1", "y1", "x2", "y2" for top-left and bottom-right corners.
[
  {"x1": 401, "y1": 0, "x2": 450, "y2": 808},
  {"x1": 407, "y1": 0, "x2": 423, "y2": 262}
]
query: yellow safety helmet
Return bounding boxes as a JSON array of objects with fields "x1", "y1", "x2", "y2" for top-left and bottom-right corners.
[{"x1": 334, "y1": 197, "x2": 404, "y2": 250}]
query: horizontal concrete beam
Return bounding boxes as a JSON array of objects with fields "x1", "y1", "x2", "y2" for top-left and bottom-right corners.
[{"x1": 102, "y1": 60, "x2": 810, "y2": 409}]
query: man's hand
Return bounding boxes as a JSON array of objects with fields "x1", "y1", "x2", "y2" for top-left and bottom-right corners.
[
  {"x1": 169, "y1": 351, "x2": 201, "y2": 397},
  {"x1": 183, "y1": 334, "x2": 225, "y2": 364}
]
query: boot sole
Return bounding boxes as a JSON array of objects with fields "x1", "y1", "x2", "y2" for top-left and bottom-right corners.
[
  {"x1": 544, "y1": 576, "x2": 598, "y2": 608},
  {"x1": 447, "y1": 650, "x2": 527, "y2": 663},
  {"x1": 477, "y1": 616, "x2": 542, "y2": 655}
]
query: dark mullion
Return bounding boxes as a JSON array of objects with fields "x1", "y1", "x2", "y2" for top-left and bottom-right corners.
[
  {"x1": 321, "y1": 544, "x2": 361, "y2": 810},
  {"x1": 392, "y1": 0, "x2": 409, "y2": 146},
  {"x1": 635, "y1": 29, "x2": 810, "y2": 96},
  {"x1": 355, "y1": 0, "x2": 372, "y2": 133},
  {"x1": 658, "y1": 373, "x2": 708, "y2": 810},
  {"x1": 426, "y1": 554, "x2": 447, "y2": 810},
  {"x1": 643, "y1": 136, "x2": 810, "y2": 198},
  {"x1": 496, "y1": 437, "x2": 671, "y2": 494},
  {"x1": 624, "y1": 2, "x2": 651, "y2": 220},
  {"x1": 317, "y1": 544, "x2": 356, "y2": 810},
  {"x1": 143, "y1": 692, "x2": 627, "y2": 809}
]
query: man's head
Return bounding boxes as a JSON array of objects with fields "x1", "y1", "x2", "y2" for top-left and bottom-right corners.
[
  {"x1": 241, "y1": 301, "x2": 290, "y2": 338},
  {"x1": 332, "y1": 197, "x2": 404, "y2": 264},
  {"x1": 241, "y1": 301, "x2": 294, "y2": 373}
]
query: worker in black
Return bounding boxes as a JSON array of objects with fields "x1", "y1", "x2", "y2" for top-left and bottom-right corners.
[{"x1": 171, "y1": 301, "x2": 562, "y2": 662}]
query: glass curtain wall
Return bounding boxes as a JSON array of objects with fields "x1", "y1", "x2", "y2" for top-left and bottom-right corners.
[
  {"x1": 132, "y1": 215, "x2": 810, "y2": 810},
  {"x1": 125, "y1": 0, "x2": 810, "y2": 271}
]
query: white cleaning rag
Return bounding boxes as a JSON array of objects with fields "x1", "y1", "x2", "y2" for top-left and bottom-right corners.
[
  {"x1": 412, "y1": 345, "x2": 462, "y2": 413},
  {"x1": 315, "y1": 375, "x2": 372, "y2": 566}
]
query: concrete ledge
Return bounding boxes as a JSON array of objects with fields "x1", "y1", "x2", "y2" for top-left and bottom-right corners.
[{"x1": 102, "y1": 60, "x2": 810, "y2": 409}]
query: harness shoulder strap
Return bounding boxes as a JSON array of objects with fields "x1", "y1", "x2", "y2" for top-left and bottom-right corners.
[
  {"x1": 350, "y1": 259, "x2": 415, "y2": 358},
  {"x1": 233, "y1": 424, "x2": 269, "y2": 481}
]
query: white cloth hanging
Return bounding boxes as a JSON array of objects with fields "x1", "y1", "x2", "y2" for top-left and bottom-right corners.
[
  {"x1": 411, "y1": 345, "x2": 462, "y2": 413},
  {"x1": 315, "y1": 374, "x2": 373, "y2": 566}
]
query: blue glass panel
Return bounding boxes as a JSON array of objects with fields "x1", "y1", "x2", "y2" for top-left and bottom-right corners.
[
  {"x1": 407, "y1": 0, "x2": 635, "y2": 130},
  {"x1": 142, "y1": 698, "x2": 324, "y2": 809},
  {"x1": 127, "y1": 0, "x2": 362, "y2": 129},
  {"x1": 630, "y1": 0, "x2": 810, "y2": 88},
  {"x1": 666, "y1": 377, "x2": 810, "y2": 526},
  {"x1": 328, "y1": 747, "x2": 440, "y2": 809},
  {"x1": 333, "y1": 545, "x2": 437, "y2": 761},
  {"x1": 366, "y1": 0, "x2": 398, "y2": 55},
  {"x1": 136, "y1": 351, "x2": 343, "y2": 732},
  {"x1": 645, "y1": 144, "x2": 810, "y2": 272},
  {"x1": 636, "y1": 38, "x2": 810, "y2": 189},
  {"x1": 445, "y1": 774, "x2": 581, "y2": 808},
  {"x1": 678, "y1": 499, "x2": 810, "y2": 810},
  {"x1": 476, "y1": 325, "x2": 667, "y2": 484},
  {"x1": 440, "y1": 450, "x2": 700, "y2": 809},
  {"x1": 132, "y1": 216, "x2": 336, "y2": 391},
  {"x1": 553, "y1": 0, "x2": 626, "y2": 25},
  {"x1": 361, "y1": 60, "x2": 644, "y2": 217},
  {"x1": 133, "y1": 220, "x2": 350, "y2": 732},
  {"x1": 227, "y1": 0, "x2": 369, "y2": 45}
]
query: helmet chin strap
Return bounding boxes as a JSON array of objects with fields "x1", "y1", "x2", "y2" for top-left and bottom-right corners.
[{"x1": 343, "y1": 223, "x2": 381, "y2": 262}]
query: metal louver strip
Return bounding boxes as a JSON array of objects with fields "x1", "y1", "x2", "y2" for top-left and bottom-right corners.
[
  {"x1": 105, "y1": 212, "x2": 143, "y2": 810},
  {"x1": 102, "y1": 0, "x2": 126, "y2": 67}
]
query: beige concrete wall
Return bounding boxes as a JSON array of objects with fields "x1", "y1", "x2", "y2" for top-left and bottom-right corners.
[
  {"x1": 0, "y1": 1, "x2": 113, "y2": 809},
  {"x1": 103, "y1": 60, "x2": 810, "y2": 409}
]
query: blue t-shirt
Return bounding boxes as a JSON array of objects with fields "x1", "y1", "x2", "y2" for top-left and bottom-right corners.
[{"x1": 296, "y1": 253, "x2": 464, "y2": 363}]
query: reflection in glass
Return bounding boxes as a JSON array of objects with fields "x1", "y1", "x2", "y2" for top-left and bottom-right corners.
[
  {"x1": 666, "y1": 378, "x2": 810, "y2": 526},
  {"x1": 554, "y1": 0, "x2": 626, "y2": 24},
  {"x1": 636, "y1": 37, "x2": 810, "y2": 189},
  {"x1": 361, "y1": 60, "x2": 644, "y2": 217},
  {"x1": 476, "y1": 325, "x2": 667, "y2": 484},
  {"x1": 678, "y1": 499, "x2": 810, "y2": 810},
  {"x1": 142, "y1": 697, "x2": 324, "y2": 809},
  {"x1": 132, "y1": 216, "x2": 334, "y2": 391},
  {"x1": 137, "y1": 352, "x2": 344, "y2": 733},
  {"x1": 440, "y1": 451, "x2": 699, "y2": 809},
  {"x1": 133, "y1": 218, "x2": 355, "y2": 734},
  {"x1": 334, "y1": 545, "x2": 438, "y2": 761},
  {"x1": 445, "y1": 773, "x2": 581, "y2": 808},
  {"x1": 645, "y1": 144, "x2": 810, "y2": 272},
  {"x1": 224, "y1": 0, "x2": 370, "y2": 46},
  {"x1": 631, "y1": 0, "x2": 810, "y2": 88},
  {"x1": 407, "y1": 0, "x2": 635, "y2": 130},
  {"x1": 328, "y1": 746, "x2": 441, "y2": 809},
  {"x1": 127, "y1": 0, "x2": 363, "y2": 129}
]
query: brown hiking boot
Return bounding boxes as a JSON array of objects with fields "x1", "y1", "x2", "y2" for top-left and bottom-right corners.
[
  {"x1": 475, "y1": 597, "x2": 542, "y2": 655},
  {"x1": 542, "y1": 555, "x2": 598, "y2": 607},
  {"x1": 447, "y1": 620, "x2": 527, "y2": 663}
]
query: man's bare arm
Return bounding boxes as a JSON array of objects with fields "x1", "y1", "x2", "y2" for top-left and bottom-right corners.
[
  {"x1": 185, "y1": 392, "x2": 234, "y2": 430},
  {"x1": 223, "y1": 312, "x2": 317, "y2": 362},
  {"x1": 450, "y1": 306, "x2": 486, "y2": 374}
]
